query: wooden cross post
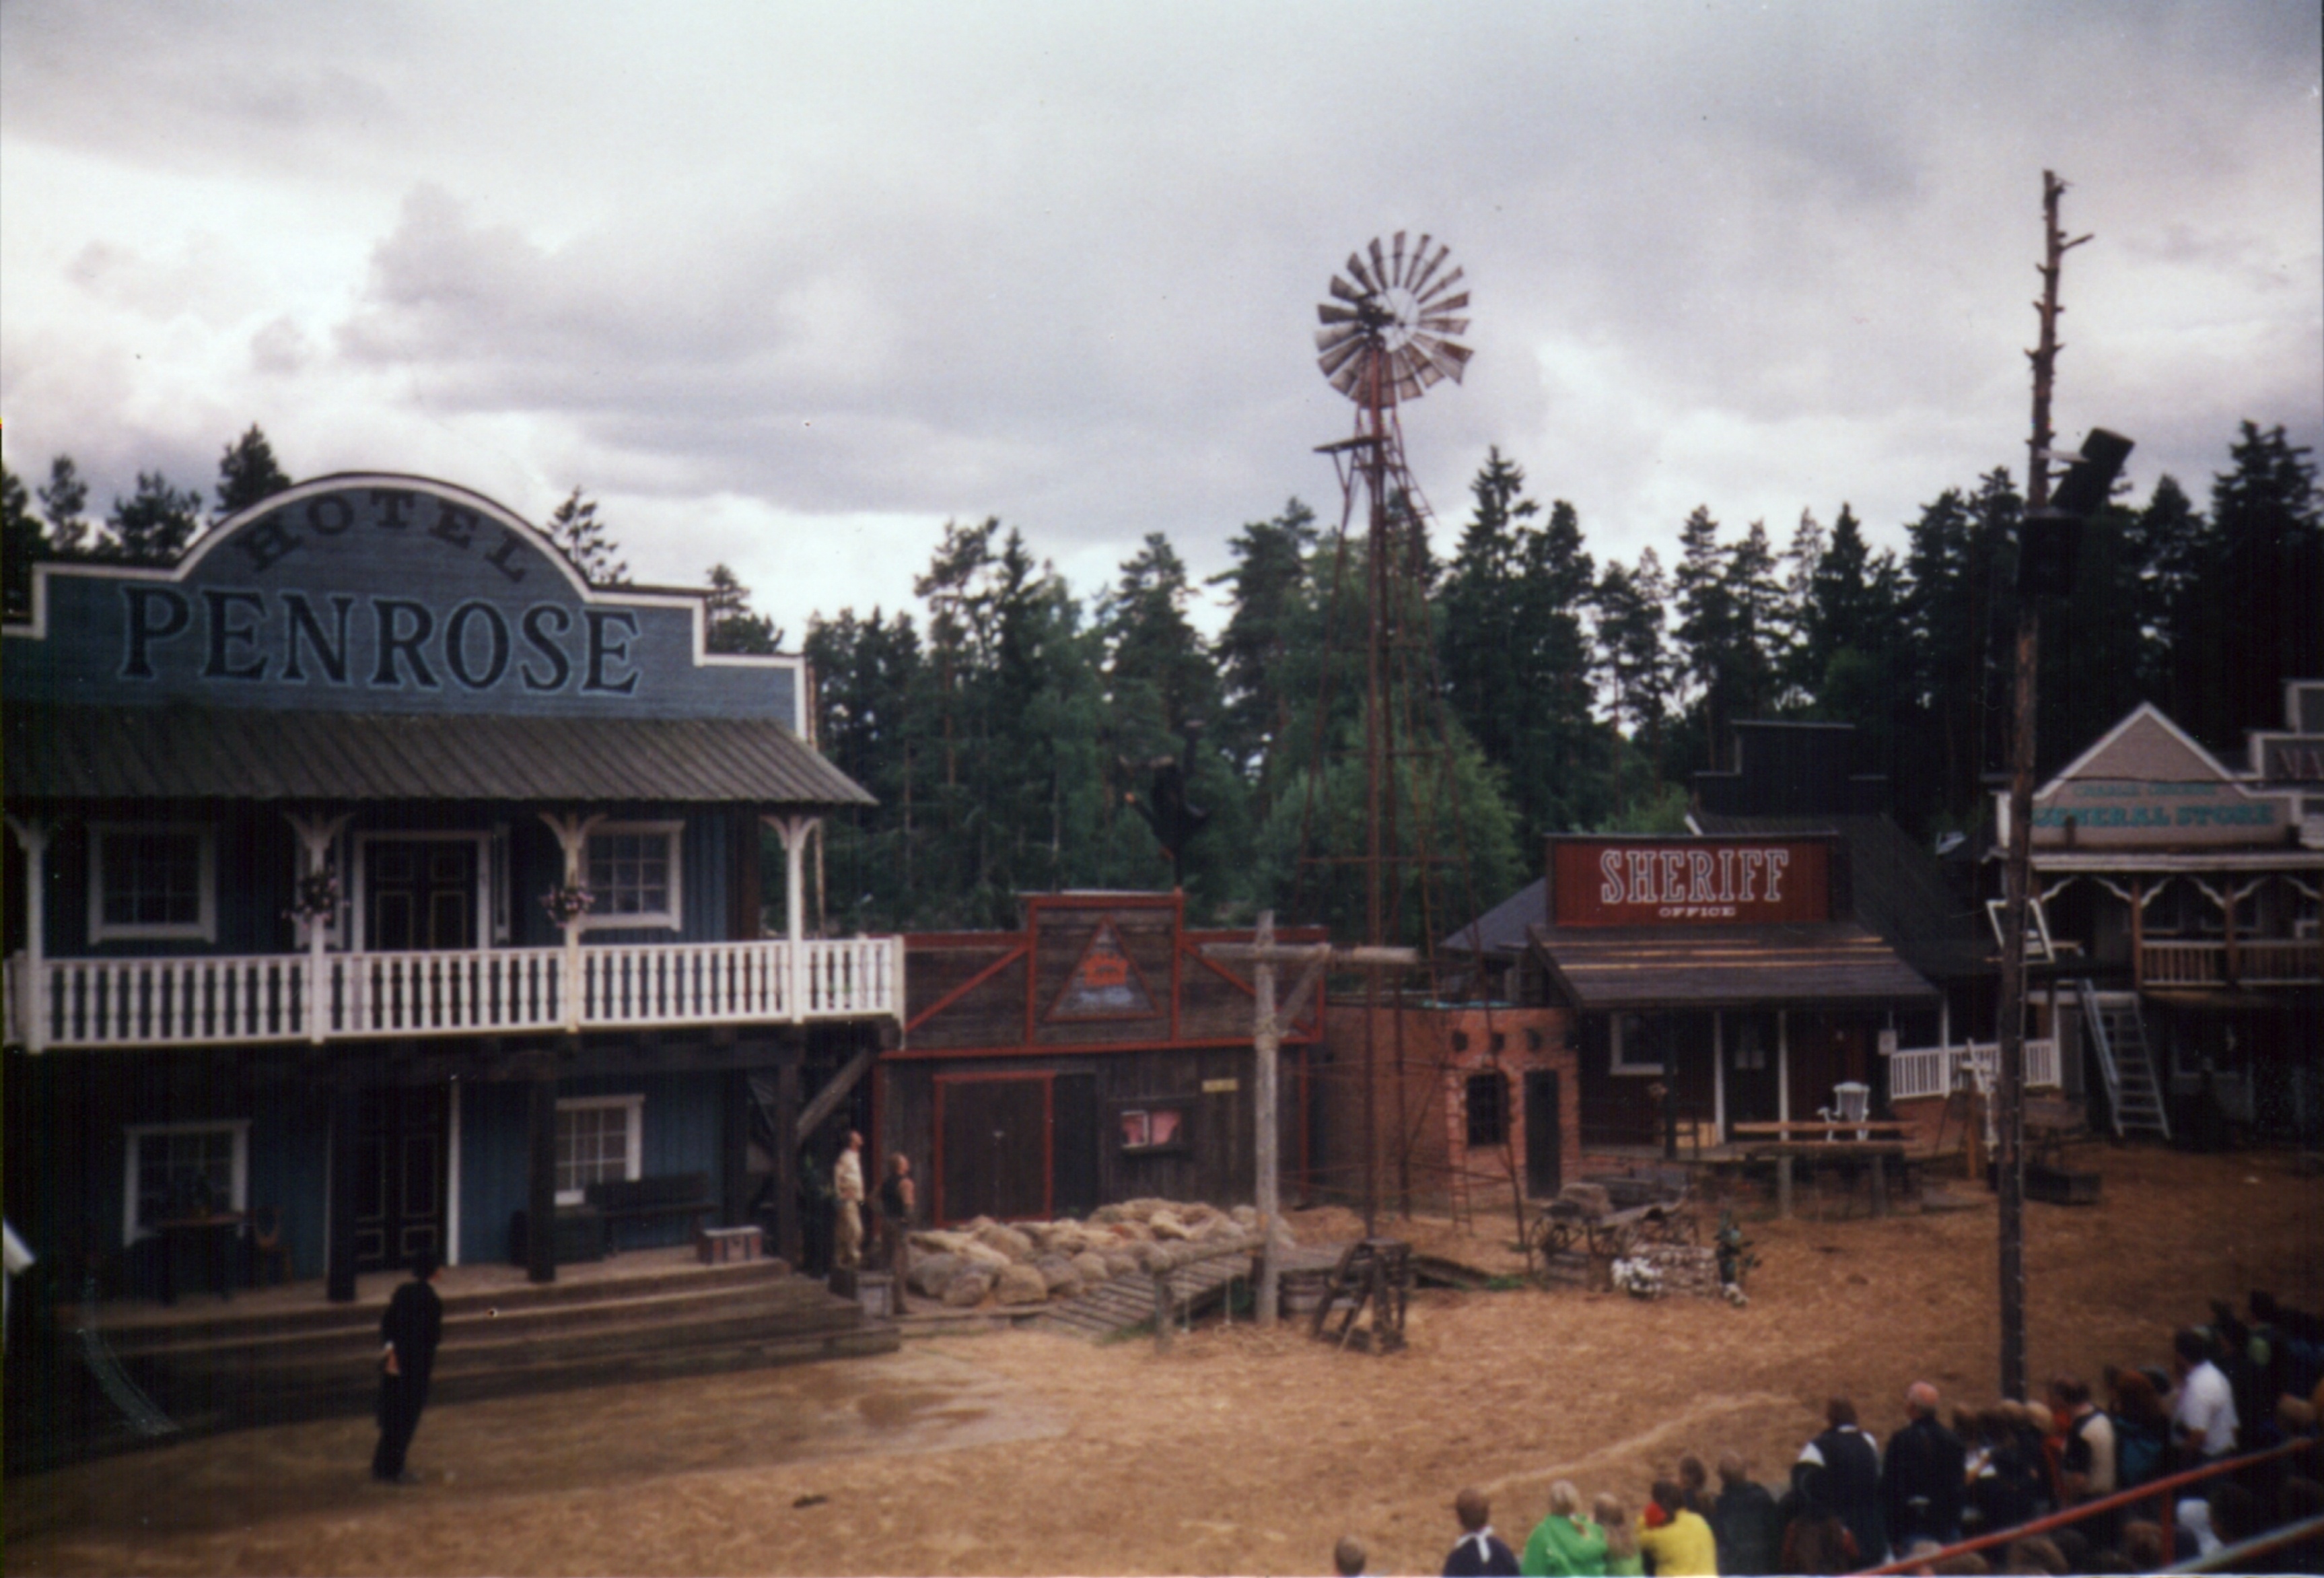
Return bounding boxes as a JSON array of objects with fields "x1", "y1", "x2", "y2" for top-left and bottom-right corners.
[{"x1": 1202, "y1": 914, "x2": 1417, "y2": 1327}]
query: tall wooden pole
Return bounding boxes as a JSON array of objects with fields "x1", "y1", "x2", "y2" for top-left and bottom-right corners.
[
  {"x1": 1251, "y1": 911, "x2": 1282, "y2": 1326},
  {"x1": 1999, "y1": 168, "x2": 2086, "y2": 1401},
  {"x1": 1362, "y1": 364, "x2": 1390, "y2": 1240}
]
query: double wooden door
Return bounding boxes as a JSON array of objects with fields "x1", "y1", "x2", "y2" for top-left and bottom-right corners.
[{"x1": 353, "y1": 1085, "x2": 448, "y2": 1271}]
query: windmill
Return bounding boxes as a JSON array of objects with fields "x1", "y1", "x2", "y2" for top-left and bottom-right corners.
[{"x1": 1304, "y1": 234, "x2": 1477, "y2": 1233}]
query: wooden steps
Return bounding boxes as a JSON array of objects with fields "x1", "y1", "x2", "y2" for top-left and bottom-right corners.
[
  {"x1": 1032, "y1": 1242, "x2": 1349, "y2": 1340},
  {"x1": 85, "y1": 1258, "x2": 897, "y2": 1437}
]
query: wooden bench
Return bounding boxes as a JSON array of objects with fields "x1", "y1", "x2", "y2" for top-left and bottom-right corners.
[{"x1": 586, "y1": 1173, "x2": 715, "y2": 1250}]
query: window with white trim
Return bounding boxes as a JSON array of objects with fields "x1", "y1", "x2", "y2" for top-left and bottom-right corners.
[
  {"x1": 555, "y1": 1095, "x2": 643, "y2": 1204},
  {"x1": 91, "y1": 824, "x2": 217, "y2": 942},
  {"x1": 1609, "y1": 1012, "x2": 1664, "y2": 1076},
  {"x1": 583, "y1": 823, "x2": 682, "y2": 930},
  {"x1": 123, "y1": 1121, "x2": 248, "y2": 1244}
]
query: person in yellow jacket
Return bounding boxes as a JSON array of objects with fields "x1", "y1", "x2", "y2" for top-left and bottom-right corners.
[{"x1": 1635, "y1": 1480, "x2": 1719, "y2": 1576}]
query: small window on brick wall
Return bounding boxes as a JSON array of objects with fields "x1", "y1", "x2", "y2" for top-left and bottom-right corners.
[{"x1": 1465, "y1": 1072, "x2": 1508, "y2": 1148}]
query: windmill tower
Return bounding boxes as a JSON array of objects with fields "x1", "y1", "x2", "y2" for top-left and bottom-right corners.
[{"x1": 1302, "y1": 234, "x2": 1477, "y2": 1228}]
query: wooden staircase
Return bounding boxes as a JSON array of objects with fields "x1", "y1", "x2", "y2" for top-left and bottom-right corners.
[
  {"x1": 82, "y1": 1257, "x2": 897, "y2": 1441},
  {"x1": 2076, "y1": 980, "x2": 2172, "y2": 1140}
]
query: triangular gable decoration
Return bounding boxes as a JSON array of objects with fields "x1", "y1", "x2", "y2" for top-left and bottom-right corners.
[{"x1": 1049, "y1": 920, "x2": 1159, "y2": 1021}]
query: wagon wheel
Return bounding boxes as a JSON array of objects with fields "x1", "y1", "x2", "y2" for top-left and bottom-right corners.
[{"x1": 1587, "y1": 1220, "x2": 1633, "y2": 1260}]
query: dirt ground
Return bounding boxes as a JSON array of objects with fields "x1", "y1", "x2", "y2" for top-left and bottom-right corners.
[{"x1": 10, "y1": 1144, "x2": 2324, "y2": 1577}]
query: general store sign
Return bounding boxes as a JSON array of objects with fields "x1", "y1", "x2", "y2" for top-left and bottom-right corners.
[
  {"x1": 5, "y1": 475, "x2": 801, "y2": 726},
  {"x1": 2031, "y1": 780, "x2": 2281, "y2": 847},
  {"x1": 1547, "y1": 836, "x2": 1833, "y2": 927}
]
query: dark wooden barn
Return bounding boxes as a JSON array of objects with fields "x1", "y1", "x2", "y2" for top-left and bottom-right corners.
[{"x1": 882, "y1": 895, "x2": 1325, "y2": 1225}]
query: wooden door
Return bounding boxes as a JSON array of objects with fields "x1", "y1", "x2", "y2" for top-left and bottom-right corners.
[
  {"x1": 353, "y1": 1084, "x2": 448, "y2": 1270},
  {"x1": 367, "y1": 841, "x2": 477, "y2": 951},
  {"x1": 1051, "y1": 1073, "x2": 1100, "y2": 1219},
  {"x1": 1523, "y1": 1070, "x2": 1562, "y2": 1199},
  {"x1": 937, "y1": 1076, "x2": 1050, "y2": 1223},
  {"x1": 1724, "y1": 1011, "x2": 1781, "y2": 1132}
]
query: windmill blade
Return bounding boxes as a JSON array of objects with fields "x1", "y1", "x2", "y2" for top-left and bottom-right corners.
[
  {"x1": 1317, "y1": 303, "x2": 1363, "y2": 326},
  {"x1": 1328, "y1": 275, "x2": 1366, "y2": 307},
  {"x1": 1315, "y1": 323, "x2": 1367, "y2": 354},
  {"x1": 1417, "y1": 338, "x2": 1473, "y2": 382},
  {"x1": 1346, "y1": 250, "x2": 1378, "y2": 294},
  {"x1": 1317, "y1": 336, "x2": 1370, "y2": 378},
  {"x1": 1417, "y1": 271, "x2": 1465, "y2": 308},
  {"x1": 1390, "y1": 230, "x2": 1409, "y2": 286},
  {"x1": 1419, "y1": 287, "x2": 1469, "y2": 316},
  {"x1": 1329, "y1": 358, "x2": 1372, "y2": 398},
  {"x1": 1408, "y1": 241, "x2": 1448, "y2": 296},
  {"x1": 1416, "y1": 315, "x2": 1471, "y2": 338},
  {"x1": 1368, "y1": 238, "x2": 1390, "y2": 292}
]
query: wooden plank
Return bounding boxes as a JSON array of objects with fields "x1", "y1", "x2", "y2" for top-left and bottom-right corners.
[{"x1": 1730, "y1": 1120, "x2": 1909, "y2": 1136}]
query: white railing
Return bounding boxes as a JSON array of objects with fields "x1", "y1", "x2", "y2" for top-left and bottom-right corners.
[
  {"x1": 7, "y1": 937, "x2": 902, "y2": 1051},
  {"x1": 1888, "y1": 1038, "x2": 2059, "y2": 1101},
  {"x1": 2142, "y1": 938, "x2": 2323, "y2": 987}
]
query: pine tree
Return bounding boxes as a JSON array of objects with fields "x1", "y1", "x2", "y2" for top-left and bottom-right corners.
[
  {"x1": 703, "y1": 563, "x2": 781, "y2": 654},
  {"x1": 1595, "y1": 549, "x2": 1675, "y2": 809},
  {"x1": 544, "y1": 487, "x2": 629, "y2": 586},
  {"x1": 2, "y1": 464, "x2": 40, "y2": 618},
  {"x1": 38, "y1": 456, "x2": 93, "y2": 557},
  {"x1": 213, "y1": 425, "x2": 292, "y2": 520},
  {"x1": 101, "y1": 473, "x2": 203, "y2": 564},
  {"x1": 1211, "y1": 498, "x2": 1320, "y2": 800}
]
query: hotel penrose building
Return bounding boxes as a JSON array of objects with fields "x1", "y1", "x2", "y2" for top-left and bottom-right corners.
[{"x1": 3, "y1": 475, "x2": 901, "y2": 1301}]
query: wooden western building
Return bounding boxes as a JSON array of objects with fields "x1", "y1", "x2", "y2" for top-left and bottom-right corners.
[
  {"x1": 883, "y1": 894, "x2": 1324, "y2": 1224},
  {"x1": 1996, "y1": 689, "x2": 2323, "y2": 1142},
  {"x1": 1446, "y1": 833, "x2": 1939, "y2": 1153},
  {"x1": 3, "y1": 475, "x2": 901, "y2": 1303}
]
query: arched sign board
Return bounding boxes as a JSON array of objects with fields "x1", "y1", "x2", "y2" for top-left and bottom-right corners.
[{"x1": 4, "y1": 475, "x2": 801, "y2": 729}]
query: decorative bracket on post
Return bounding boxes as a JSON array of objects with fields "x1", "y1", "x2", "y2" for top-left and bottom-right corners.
[
  {"x1": 763, "y1": 815, "x2": 822, "y2": 1015},
  {"x1": 4, "y1": 816, "x2": 52, "y2": 1054},
  {"x1": 285, "y1": 811, "x2": 352, "y2": 1044},
  {"x1": 539, "y1": 812, "x2": 604, "y2": 1032}
]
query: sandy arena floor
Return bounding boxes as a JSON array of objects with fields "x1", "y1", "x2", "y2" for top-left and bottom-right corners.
[{"x1": 9, "y1": 1144, "x2": 2323, "y2": 1576}]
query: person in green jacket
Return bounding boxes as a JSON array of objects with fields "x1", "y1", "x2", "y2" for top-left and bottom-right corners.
[
  {"x1": 1520, "y1": 1480, "x2": 1608, "y2": 1576},
  {"x1": 1594, "y1": 1493, "x2": 1646, "y2": 1578}
]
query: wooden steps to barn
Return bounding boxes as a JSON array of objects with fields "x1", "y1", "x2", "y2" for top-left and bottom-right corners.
[
  {"x1": 64, "y1": 1251, "x2": 897, "y2": 1443},
  {"x1": 1031, "y1": 1242, "x2": 1349, "y2": 1340}
]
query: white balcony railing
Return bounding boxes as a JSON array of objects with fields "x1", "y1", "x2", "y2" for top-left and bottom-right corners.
[
  {"x1": 1889, "y1": 1038, "x2": 2059, "y2": 1102},
  {"x1": 7, "y1": 936, "x2": 901, "y2": 1052}
]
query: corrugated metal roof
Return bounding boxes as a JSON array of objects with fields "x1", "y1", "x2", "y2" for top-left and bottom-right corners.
[
  {"x1": 4, "y1": 704, "x2": 873, "y2": 807},
  {"x1": 1525, "y1": 921, "x2": 1938, "y2": 1011},
  {"x1": 1442, "y1": 877, "x2": 1547, "y2": 955}
]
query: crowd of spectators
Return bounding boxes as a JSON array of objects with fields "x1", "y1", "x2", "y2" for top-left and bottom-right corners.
[{"x1": 1335, "y1": 1291, "x2": 2324, "y2": 1577}]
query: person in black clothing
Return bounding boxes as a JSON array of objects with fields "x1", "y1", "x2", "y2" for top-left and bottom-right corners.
[
  {"x1": 1440, "y1": 1486, "x2": 1520, "y2": 1577},
  {"x1": 1794, "y1": 1396, "x2": 1885, "y2": 1565},
  {"x1": 1711, "y1": 1451, "x2": 1781, "y2": 1576},
  {"x1": 372, "y1": 1252, "x2": 445, "y2": 1484},
  {"x1": 1882, "y1": 1381, "x2": 1967, "y2": 1548}
]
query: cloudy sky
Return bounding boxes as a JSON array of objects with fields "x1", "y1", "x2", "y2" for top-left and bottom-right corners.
[{"x1": 3, "y1": 2, "x2": 2317, "y2": 638}]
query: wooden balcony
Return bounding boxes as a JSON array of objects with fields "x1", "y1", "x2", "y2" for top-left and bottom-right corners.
[
  {"x1": 7, "y1": 936, "x2": 901, "y2": 1052},
  {"x1": 2140, "y1": 937, "x2": 2324, "y2": 990},
  {"x1": 1888, "y1": 1039, "x2": 2059, "y2": 1102}
]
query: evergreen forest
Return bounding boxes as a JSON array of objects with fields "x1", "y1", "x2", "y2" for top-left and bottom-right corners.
[{"x1": 5, "y1": 421, "x2": 2319, "y2": 940}]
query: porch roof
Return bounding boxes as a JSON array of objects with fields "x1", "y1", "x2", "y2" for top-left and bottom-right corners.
[
  {"x1": 1524, "y1": 920, "x2": 1938, "y2": 1012},
  {"x1": 3, "y1": 704, "x2": 874, "y2": 807}
]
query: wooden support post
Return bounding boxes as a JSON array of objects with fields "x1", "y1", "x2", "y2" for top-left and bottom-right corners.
[
  {"x1": 527, "y1": 1068, "x2": 559, "y2": 1285},
  {"x1": 325, "y1": 1083, "x2": 361, "y2": 1303},
  {"x1": 1253, "y1": 912, "x2": 1281, "y2": 1328},
  {"x1": 774, "y1": 1055, "x2": 802, "y2": 1267},
  {"x1": 721, "y1": 1067, "x2": 752, "y2": 1229}
]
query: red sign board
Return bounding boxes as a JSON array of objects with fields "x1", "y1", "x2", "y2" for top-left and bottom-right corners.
[{"x1": 1547, "y1": 837, "x2": 1832, "y2": 927}]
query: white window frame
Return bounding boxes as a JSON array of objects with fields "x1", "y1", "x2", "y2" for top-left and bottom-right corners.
[
  {"x1": 1609, "y1": 1012, "x2": 1665, "y2": 1076},
  {"x1": 555, "y1": 1094, "x2": 644, "y2": 1205},
  {"x1": 579, "y1": 821, "x2": 683, "y2": 932},
  {"x1": 90, "y1": 823, "x2": 217, "y2": 944},
  {"x1": 122, "y1": 1120, "x2": 249, "y2": 1245}
]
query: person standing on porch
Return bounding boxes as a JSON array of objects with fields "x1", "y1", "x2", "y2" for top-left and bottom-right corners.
[
  {"x1": 878, "y1": 1152, "x2": 915, "y2": 1311},
  {"x1": 832, "y1": 1130, "x2": 866, "y2": 1272},
  {"x1": 372, "y1": 1253, "x2": 444, "y2": 1485}
]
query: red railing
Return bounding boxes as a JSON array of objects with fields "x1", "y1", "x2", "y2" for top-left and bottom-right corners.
[{"x1": 1850, "y1": 1434, "x2": 2319, "y2": 1574}]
